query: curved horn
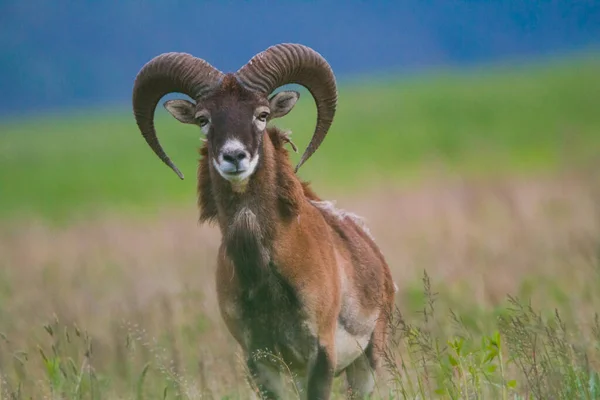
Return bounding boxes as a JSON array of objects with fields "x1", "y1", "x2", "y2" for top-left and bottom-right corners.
[
  {"x1": 132, "y1": 52, "x2": 223, "y2": 179},
  {"x1": 235, "y1": 43, "x2": 337, "y2": 172}
]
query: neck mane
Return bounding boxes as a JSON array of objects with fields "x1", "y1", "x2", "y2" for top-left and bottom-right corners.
[{"x1": 197, "y1": 127, "x2": 321, "y2": 283}]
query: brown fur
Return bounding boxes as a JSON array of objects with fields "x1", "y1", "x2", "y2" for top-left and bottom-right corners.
[{"x1": 198, "y1": 125, "x2": 395, "y2": 399}]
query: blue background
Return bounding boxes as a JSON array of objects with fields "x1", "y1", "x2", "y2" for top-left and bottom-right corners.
[{"x1": 1, "y1": 1, "x2": 599, "y2": 117}]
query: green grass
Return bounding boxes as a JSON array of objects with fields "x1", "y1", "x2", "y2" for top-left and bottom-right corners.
[{"x1": 1, "y1": 53, "x2": 599, "y2": 222}]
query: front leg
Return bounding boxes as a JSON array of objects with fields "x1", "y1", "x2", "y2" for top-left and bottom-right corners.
[{"x1": 307, "y1": 337, "x2": 336, "y2": 400}]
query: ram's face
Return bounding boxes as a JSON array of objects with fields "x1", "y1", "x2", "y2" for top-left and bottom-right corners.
[{"x1": 164, "y1": 76, "x2": 299, "y2": 183}]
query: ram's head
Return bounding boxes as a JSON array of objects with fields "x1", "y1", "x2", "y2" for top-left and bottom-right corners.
[{"x1": 132, "y1": 43, "x2": 337, "y2": 182}]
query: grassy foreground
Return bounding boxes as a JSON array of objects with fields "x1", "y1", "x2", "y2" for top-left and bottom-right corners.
[
  {"x1": 0, "y1": 53, "x2": 599, "y2": 222},
  {"x1": 0, "y1": 168, "x2": 599, "y2": 399}
]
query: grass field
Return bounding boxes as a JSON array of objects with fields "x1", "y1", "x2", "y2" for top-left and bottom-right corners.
[
  {"x1": 0, "y1": 53, "x2": 600, "y2": 399},
  {"x1": 1, "y1": 53, "x2": 599, "y2": 223}
]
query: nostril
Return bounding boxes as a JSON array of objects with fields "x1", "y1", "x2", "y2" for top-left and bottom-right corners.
[
  {"x1": 222, "y1": 153, "x2": 236, "y2": 164},
  {"x1": 222, "y1": 150, "x2": 247, "y2": 165}
]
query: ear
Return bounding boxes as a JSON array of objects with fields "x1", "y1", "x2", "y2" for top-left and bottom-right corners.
[
  {"x1": 164, "y1": 99, "x2": 196, "y2": 124},
  {"x1": 268, "y1": 90, "x2": 300, "y2": 119}
]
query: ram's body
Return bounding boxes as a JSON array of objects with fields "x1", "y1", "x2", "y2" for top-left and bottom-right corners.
[
  {"x1": 131, "y1": 43, "x2": 396, "y2": 399},
  {"x1": 198, "y1": 125, "x2": 396, "y2": 397}
]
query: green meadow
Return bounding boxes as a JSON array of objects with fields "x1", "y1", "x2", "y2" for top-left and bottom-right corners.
[
  {"x1": 1, "y1": 53, "x2": 599, "y2": 222},
  {"x1": 1, "y1": 53, "x2": 600, "y2": 399}
]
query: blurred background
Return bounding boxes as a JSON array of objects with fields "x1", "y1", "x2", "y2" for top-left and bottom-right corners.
[
  {"x1": 1, "y1": 1, "x2": 599, "y2": 220},
  {"x1": 1, "y1": 2, "x2": 599, "y2": 399}
]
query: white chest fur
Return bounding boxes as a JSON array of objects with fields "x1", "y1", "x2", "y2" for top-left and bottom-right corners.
[{"x1": 334, "y1": 324, "x2": 373, "y2": 372}]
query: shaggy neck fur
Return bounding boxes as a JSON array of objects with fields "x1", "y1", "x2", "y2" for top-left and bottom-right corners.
[{"x1": 197, "y1": 127, "x2": 319, "y2": 285}]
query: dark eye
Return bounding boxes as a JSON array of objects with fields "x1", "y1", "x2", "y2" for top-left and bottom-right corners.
[
  {"x1": 197, "y1": 116, "x2": 209, "y2": 127},
  {"x1": 257, "y1": 112, "x2": 269, "y2": 122}
]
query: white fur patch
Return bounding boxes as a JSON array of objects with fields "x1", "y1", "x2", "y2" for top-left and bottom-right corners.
[
  {"x1": 334, "y1": 325, "x2": 372, "y2": 373},
  {"x1": 253, "y1": 115, "x2": 267, "y2": 131},
  {"x1": 213, "y1": 139, "x2": 260, "y2": 184},
  {"x1": 200, "y1": 122, "x2": 210, "y2": 136},
  {"x1": 220, "y1": 138, "x2": 246, "y2": 155},
  {"x1": 335, "y1": 266, "x2": 376, "y2": 372},
  {"x1": 310, "y1": 200, "x2": 375, "y2": 241}
]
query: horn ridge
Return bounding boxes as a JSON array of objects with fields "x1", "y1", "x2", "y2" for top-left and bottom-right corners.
[{"x1": 235, "y1": 43, "x2": 337, "y2": 171}]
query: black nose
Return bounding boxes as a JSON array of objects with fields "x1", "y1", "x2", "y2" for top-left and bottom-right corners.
[{"x1": 222, "y1": 149, "x2": 247, "y2": 165}]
